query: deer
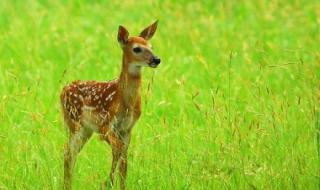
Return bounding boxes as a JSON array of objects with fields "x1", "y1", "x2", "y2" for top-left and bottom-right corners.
[{"x1": 60, "y1": 21, "x2": 160, "y2": 190}]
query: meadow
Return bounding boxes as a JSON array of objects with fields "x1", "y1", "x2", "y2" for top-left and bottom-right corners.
[{"x1": 0, "y1": 0, "x2": 319, "y2": 189}]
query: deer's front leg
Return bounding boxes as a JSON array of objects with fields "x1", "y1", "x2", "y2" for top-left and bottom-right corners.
[
  {"x1": 119, "y1": 135, "x2": 131, "y2": 190},
  {"x1": 104, "y1": 133, "x2": 130, "y2": 190},
  {"x1": 109, "y1": 142, "x2": 123, "y2": 186},
  {"x1": 103, "y1": 133, "x2": 124, "y2": 188},
  {"x1": 119, "y1": 148, "x2": 128, "y2": 190}
]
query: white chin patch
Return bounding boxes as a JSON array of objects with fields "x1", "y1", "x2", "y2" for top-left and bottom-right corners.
[
  {"x1": 149, "y1": 63, "x2": 158, "y2": 68},
  {"x1": 128, "y1": 62, "x2": 146, "y2": 75}
]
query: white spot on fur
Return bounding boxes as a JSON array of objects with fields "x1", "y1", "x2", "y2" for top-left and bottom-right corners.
[
  {"x1": 105, "y1": 91, "x2": 116, "y2": 101},
  {"x1": 83, "y1": 105, "x2": 96, "y2": 111}
]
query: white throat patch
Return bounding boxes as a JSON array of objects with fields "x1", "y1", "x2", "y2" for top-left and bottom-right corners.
[{"x1": 128, "y1": 63, "x2": 143, "y2": 75}]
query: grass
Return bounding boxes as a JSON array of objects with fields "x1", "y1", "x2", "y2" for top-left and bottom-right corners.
[{"x1": 0, "y1": 0, "x2": 319, "y2": 189}]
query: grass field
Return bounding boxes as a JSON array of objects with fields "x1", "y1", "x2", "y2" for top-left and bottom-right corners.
[{"x1": 0, "y1": 0, "x2": 319, "y2": 189}]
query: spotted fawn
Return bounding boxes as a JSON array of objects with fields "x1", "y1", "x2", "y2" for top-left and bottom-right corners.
[{"x1": 60, "y1": 21, "x2": 160, "y2": 190}]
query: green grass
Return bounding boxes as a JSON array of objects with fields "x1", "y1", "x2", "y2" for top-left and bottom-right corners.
[{"x1": 0, "y1": 0, "x2": 319, "y2": 189}]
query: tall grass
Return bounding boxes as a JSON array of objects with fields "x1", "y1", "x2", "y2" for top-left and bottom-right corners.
[{"x1": 0, "y1": 0, "x2": 319, "y2": 189}]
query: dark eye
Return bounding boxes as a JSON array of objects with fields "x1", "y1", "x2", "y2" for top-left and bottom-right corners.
[{"x1": 133, "y1": 47, "x2": 142, "y2": 53}]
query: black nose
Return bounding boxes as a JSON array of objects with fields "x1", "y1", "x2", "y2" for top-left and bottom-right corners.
[{"x1": 152, "y1": 56, "x2": 161, "y2": 65}]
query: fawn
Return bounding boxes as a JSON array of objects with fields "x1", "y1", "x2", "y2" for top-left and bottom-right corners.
[{"x1": 60, "y1": 21, "x2": 160, "y2": 190}]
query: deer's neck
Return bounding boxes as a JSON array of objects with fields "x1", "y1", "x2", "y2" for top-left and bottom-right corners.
[{"x1": 119, "y1": 56, "x2": 142, "y2": 108}]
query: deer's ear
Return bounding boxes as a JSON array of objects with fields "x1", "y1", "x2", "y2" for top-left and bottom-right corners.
[
  {"x1": 118, "y1": 25, "x2": 129, "y2": 47},
  {"x1": 139, "y1": 20, "x2": 158, "y2": 40}
]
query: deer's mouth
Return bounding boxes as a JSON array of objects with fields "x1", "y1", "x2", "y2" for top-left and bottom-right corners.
[{"x1": 149, "y1": 62, "x2": 159, "y2": 68}]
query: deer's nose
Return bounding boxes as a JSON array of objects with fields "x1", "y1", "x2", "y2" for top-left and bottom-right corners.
[{"x1": 152, "y1": 56, "x2": 161, "y2": 65}]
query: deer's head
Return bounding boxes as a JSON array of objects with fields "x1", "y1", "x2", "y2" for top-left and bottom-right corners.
[{"x1": 117, "y1": 21, "x2": 160, "y2": 75}]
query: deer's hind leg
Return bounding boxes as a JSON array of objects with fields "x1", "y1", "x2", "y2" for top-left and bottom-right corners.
[{"x1": 64, "y1": 122, "x2": 93, "y2": 190}]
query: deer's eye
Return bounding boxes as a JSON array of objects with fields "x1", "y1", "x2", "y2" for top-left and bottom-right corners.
[{"x1": 133, "y1": 47, "x2": 142, "y2": 53}]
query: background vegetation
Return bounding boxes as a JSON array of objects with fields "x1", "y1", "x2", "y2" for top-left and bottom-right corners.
[{"x1": 0, "y1": 0, "x2": 319, "y2": 189}]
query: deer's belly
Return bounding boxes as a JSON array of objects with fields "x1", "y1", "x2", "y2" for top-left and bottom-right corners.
[
  {"x1": 80, "y1": 106, "x2": 139, "y2": 139},
  {"x1": 80, "y1": 106, "x2": 112, "y2": 133}
]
